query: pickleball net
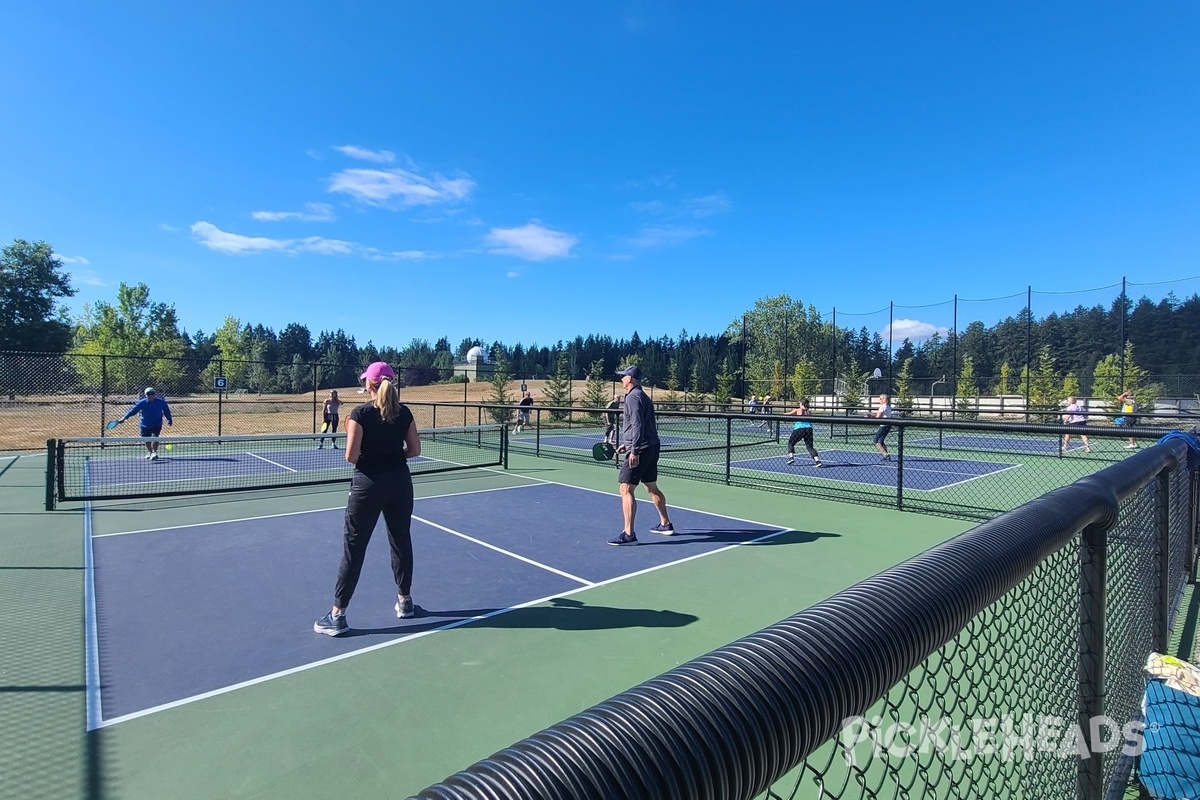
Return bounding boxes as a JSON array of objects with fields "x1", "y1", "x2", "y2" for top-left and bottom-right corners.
[{"x1": 46, "y1": 424, "x2": 507, "y2": 506}]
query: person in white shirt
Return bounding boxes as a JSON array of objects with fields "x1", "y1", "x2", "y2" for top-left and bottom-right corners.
[
  {"x1": 870, "y1": 393, "x2": 896, "y2": 462},
  {"x1": 1061, "y1": 395, "x2": 1091, "y2": 452}
]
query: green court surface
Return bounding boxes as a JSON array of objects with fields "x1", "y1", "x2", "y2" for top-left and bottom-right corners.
[{"x1": 2, "y1": 449, "x2": 986, "y2": 799}]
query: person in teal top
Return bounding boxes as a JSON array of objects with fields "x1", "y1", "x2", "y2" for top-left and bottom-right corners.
[
  {"x1": 784, "y1": 398, "x2": 823, "y2": 467},
  {"x1": 117, "y1": 387, "x2": 173, "y2": 460}
]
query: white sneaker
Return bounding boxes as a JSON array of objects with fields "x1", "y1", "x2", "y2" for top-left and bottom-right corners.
[
  {"x1": 144, "y1": 452, "x2": 153, "y2": 459},
  {"x1": 150, "y1": 452, "x2": 159, "y2": 461}
]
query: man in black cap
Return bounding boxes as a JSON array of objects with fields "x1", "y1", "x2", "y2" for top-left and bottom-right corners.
[{"x1": 609, "y1": 365, "x2": 674, "y2": 545}]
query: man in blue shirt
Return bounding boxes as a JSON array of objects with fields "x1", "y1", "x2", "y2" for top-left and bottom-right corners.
[
  {"x1": 609, "y1": 365, "x2": 675, "y2": 546},
  {"x1": 118, "y1": 387, "x2": 173, "y2": 460}
]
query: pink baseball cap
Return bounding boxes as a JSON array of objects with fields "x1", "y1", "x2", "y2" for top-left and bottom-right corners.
[{"x1": 359, "y1": 362, "x2": 396, "y2": 382}]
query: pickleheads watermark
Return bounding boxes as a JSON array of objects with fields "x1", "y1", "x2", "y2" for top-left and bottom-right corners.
[{"x1": 839, "y1": 714, "x2": 1145, "y2": 766}]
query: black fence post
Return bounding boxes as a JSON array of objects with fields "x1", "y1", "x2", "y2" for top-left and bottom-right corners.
[
  {"x1": 535, "y1": 408, "x2": 541, "y2": 457},
  {"x1": 725, "y1": 416, "x2": 732, "y2": 485},
  {"x1": 1191, "y1": 471, "x2": 1199, "y2": 581},
  {"x1": 100, "y1": 355, "x2": 107, "y2": 436},
  {"x1": 1155, "y1": 470, "x2": 1172, "y2": 653},
  {"x1": 1079, "y1": 520, "x2": 1108, "y2": 800},
  {"x1": 896, "y1": 426, "x2": 904, "y2": 511},
  {"x1": 217, "y1": 358, "x2": 224, "y2": 436}
]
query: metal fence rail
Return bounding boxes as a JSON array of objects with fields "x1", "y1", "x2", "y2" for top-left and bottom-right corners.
[{"x1": 413, "y1": 438, "x2": 1198, "y2": 800}]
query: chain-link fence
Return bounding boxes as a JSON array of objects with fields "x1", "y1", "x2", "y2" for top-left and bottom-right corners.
[
  {"x1": 5, "y1": 351, "x2": 1197, "y2": 452},
  {"x1": 0, "y1": 351, "x2": 470, "y2": 449},
  {"x1": 504, "y1": 405, "x2": 1194, "y2": 521},
  {"x1": 414, "y1": 438, "x2": 1198, "y2": 800}
]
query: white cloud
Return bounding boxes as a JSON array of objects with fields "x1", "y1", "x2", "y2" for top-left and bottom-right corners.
[
  {"x1": 362, "y1": 248, "x2": 427, "y2": 262},
  {"x1": 329, "y1": 167, "x2": 475, "y2": 208},
  {"x1": 190, "y1": 221, "x2": 353, "y2": 256},
  {"x1": 630, "y1": 200, "x2": 666, "y2": 214},
  {"x1": 626, "y1": 225, "x2": 710, "y2": 248},
  {"x1": 334, "y1": 145, "x2": 396, "y2": 163},
  {"x1": 70, "y1": 270, "x2": 106, "y2": 287},
  {"x1": 159, "y1": 223, "x2": 178, "y2": 232},
  {"x1": 57, "y1": 254, "x2": 90, "y2": 265},
  {"x1": 686, "y1": 192, "x2": 732, "y2": 218},
  {"x1": 485, "y1": 221, "x2": 577, "y2": 261},
  {"x1": 630, "y1": 191, "x2": 730, "y2": 220},
  {"x1": 251, "y1": 202, "x2": 336, "y2": 223},
  {"x1": 884, "y1": 319, "x2": 952, "y2": 343},
  {"x1": 506, "y1": 271, "x2": 519, "y2": 279}
]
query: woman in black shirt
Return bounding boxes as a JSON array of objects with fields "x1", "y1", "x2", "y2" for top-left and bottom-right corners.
[{"x1": 315, "y1": 361, "x2": 421, "y2": 636}]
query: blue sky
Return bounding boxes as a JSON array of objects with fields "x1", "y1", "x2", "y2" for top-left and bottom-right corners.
[{"x1": 2, "y1": 2, "x2": 1198, "y2": 351}]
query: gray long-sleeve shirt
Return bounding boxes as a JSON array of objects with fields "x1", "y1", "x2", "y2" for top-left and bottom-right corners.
[{"x1": 621, "y1": 385, "x2": 659, "y2": 452}]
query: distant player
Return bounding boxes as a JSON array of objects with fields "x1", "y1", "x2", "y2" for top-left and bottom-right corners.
[
  {"x1": 117, "y1": 387, "x2": 173, "y2": 460},
  {"x1": 1061, "y1": 395, "x2": 1091, "y2": 453},
  {"x1": 1118, "y1": 391, "x2": 1138, "y2": 449},
  {"x1": 318, "y1": 389, "x2": 341, "y2": 449},
  {"x1": 784, "y1": 398, "x2": 823, "y2": 467},
  {"x1": 515, "y1": 391, "x2": 534, "y2": 433},
  {"x1": 870, "y1": 393, "x2": 895, "y2": 462}
]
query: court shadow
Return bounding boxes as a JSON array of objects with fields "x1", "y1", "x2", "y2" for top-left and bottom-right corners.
[
  {"x1": 347, "y1": 597, "x2": 698, "y2": 636},
  {"x1": 633, "y1": 528, "x2": 838, "y2": 547}
]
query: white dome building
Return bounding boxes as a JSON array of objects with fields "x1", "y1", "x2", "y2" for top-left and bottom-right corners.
[{"x1": 456, "y1": 344, "x2": 494, "y2": 383}]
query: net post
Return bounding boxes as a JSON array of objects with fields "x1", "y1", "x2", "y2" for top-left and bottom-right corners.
[
  {"x1": 45, "y1": 439, "x2": 56, "y2": 511},
  {"x1": 55, "y1": 439, "x2": 66, "y2": 505},
  {"x1": 534, "y1": 408, "x2": 541, "y2": 456},
  {"x1": 896, "y1": 426, "x2": 904, "y2": 511},
  {"x1": 502, "y1": 424, "x2": 509, "y2": 470}
]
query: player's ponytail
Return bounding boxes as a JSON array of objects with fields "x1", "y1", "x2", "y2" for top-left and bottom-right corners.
[{"x1": 374, "y1": 377, "x2": 401, "y2": 423}]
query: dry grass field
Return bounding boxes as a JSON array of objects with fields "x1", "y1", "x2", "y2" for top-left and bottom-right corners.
[{"x1": 1, "y1": 379, "x2": 606, "y2": 451}]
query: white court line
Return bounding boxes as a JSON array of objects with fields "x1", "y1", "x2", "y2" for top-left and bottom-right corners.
[
  {"x1": 92, "y1": 480, "x2": 792, "y2": 728},
  {"x1": 923, "y1": 462, "x2": 1023, "y2": 493},
  {"x1": 245, "y1": 452, "x2": 297, "y2": 473},
  {"x1": 414, "y1": 515, "x2": 594, "y2": 586},
  {"x1": 92, "y1": 481, "x2": 543, "y2": 538}
]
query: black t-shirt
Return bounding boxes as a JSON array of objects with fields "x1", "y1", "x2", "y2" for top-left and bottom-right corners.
[
  {"x1": 348, "y1": 401, "x2": 415, "y2": 474},
  {"x1": 519, "y1": 396, "x2": 534, "y2": 407}
]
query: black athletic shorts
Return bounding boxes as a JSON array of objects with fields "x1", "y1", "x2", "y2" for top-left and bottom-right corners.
[
  {"x1": 873, "y1": 424, "x2": 892, "y2": 445},
  {"x1": 140, "y1": 425, "x2": 162, "y2": 437},
  {"x1": 619, "y1": 444, "x2": 661, "y2": 486}
]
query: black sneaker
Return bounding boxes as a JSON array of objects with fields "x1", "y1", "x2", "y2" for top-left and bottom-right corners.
[
  {"x1": 814, "y1": 459, "x2": 824, "y2": 468},
  {"x1": 785, "y1": 456, "x2": 795, "y2": 465},
  {"x1": 395, "y1": 596, "x2": 415, "y2": 618},
  {"x1": 649, "y1": 523, "x2": 675, "y2": 536},
  {"x1": 314, "y1": 611, "x2": 349, "y2": 636},
  {"x1": 608, "y1": 532, "x2": 638, "y2": 546}
]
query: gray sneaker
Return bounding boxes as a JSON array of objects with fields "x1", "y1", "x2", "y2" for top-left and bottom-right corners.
[
  {"x1": 314, "y1": 611, "x2": 349, "y2": 636},
  {"x1": 395, "y1": 596, "x2": 415, "y2": 618}
]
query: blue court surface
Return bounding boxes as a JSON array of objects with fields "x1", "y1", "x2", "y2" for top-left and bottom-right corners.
[
  {"x1": 88, "y1": 482, "x2": 790, "y2": 726},
  {"x1": 82, "y1": 446, "x2": 470, "y2": 492},
  {"x1": 728, "y1": 449, "x2": 1020, "y2": 491},
  {"x1": 906, "y1": 433, "x2": 1082, "y2": 455},
  {"x1": 85, "y1": 446, "x2": 352, "y2": 488}
]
